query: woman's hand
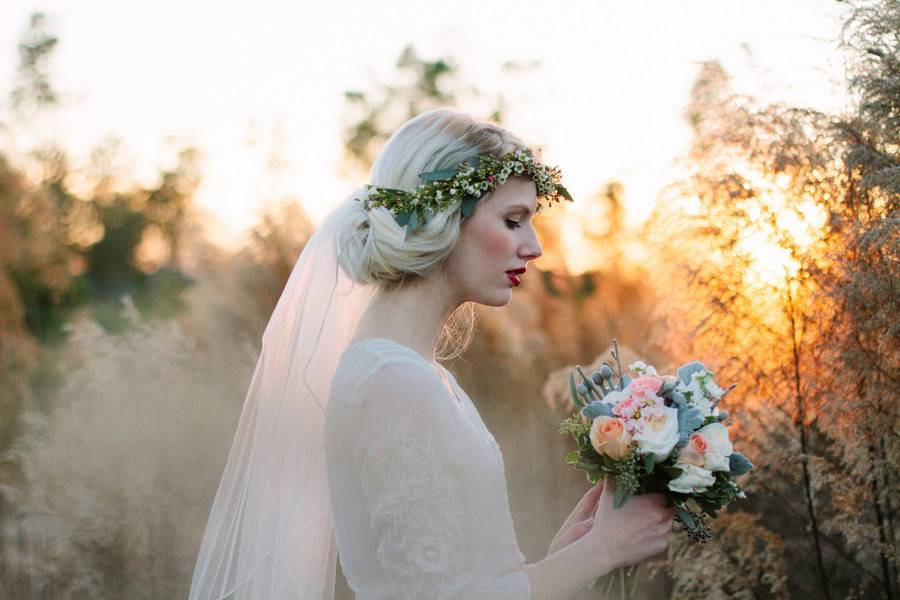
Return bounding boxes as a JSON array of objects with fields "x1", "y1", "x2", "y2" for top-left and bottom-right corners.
[
  {"x1": 546, "y1": 481, "x2": 605, "y2": 557},
  {"x1": 585, "y1": 476, "x2": 675, "y2": 574}
]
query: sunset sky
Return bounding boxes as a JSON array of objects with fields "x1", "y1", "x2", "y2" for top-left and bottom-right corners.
[{"x1": 2, "y1": 1, "x2": 850, "y2": 250}]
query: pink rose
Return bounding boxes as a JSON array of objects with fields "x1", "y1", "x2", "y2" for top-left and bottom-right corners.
[{"x1": 627, "y1": 375, "x2": 664, "y2": 399}]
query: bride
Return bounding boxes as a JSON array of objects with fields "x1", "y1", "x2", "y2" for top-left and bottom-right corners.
[{"x1": 188, "y1": 108, "x2": 674, "y2": 600}]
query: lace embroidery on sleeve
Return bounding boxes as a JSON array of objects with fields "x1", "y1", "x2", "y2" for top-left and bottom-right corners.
[
  {"x1": 362, "y1": 432, "x2": 472, "y2": 598},
  {"x1": 354, "y1": 355, "x2": 530, "y2": 600}
]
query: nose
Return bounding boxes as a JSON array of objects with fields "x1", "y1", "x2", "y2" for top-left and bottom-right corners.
[{"x1": 521, "y1": 229, "x2": 543, "y2": 261}]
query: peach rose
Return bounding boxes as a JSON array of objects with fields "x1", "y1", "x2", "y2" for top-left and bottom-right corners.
[
  {"x1": 676, "y1": 433, "x2": 708, "y2": 467},
  {"x1": 590, "y1": 416, "x2": 633, "y2": 460}
]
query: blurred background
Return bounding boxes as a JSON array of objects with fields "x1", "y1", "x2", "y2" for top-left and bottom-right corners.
[{"x1": 0, "y1": 1, "x2": 896, "y2": 598}]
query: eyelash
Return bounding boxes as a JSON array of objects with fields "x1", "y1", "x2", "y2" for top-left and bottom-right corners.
[{"x1": 504, "y1": 218, "x2": 521, "y2": 230}]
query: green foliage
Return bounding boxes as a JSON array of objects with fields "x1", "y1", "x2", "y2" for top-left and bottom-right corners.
[
  {"x1": 10, "y1": 13, "x2": 58, "y2": 117},
  {"x1": 340, "y1": 44, "x2": 509, "y2": 175},
  {"x1": 558, "y1": 413, "x2": 590, "y2": 438}
]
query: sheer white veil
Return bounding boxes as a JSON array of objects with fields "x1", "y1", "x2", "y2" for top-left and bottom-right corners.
[{"x1": 188, "y1": 185, "x2": 377, "y2": 599}]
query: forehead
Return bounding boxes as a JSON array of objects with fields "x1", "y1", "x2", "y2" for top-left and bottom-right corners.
[{"x1": 489, "y1": 176, "x2": 538, "y2": 213}]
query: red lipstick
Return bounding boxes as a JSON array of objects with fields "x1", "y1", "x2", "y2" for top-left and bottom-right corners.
[{"x1": 505, "y1": 267, "x2": 526, "y2": 286}]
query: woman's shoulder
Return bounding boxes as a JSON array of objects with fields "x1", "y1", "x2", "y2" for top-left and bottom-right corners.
[{"x1": 331, "y1": 338, "x2": 444, "y2": 406}]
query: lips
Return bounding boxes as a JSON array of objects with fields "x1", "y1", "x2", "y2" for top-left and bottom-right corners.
[{"x1": 505, "y1": 267, "x2": 526, "y2": 286}]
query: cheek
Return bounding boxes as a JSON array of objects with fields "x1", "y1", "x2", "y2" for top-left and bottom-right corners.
[{"x1": 479, "y1": 224, "x2": 514, "y2": 257}]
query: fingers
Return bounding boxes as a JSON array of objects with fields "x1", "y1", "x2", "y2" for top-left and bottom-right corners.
[
  {"x1": 592, "y1": 476, "x2": 619, "y2": 519},
  {"x1": 552, "y1": 515, "x2": 595, "y2": 554},
  {"x1": 577, "y1": 482, "x2": 604, "y2": 512},
  {"x1": 564, "y1": 483, "x2": 604, "y2": 529}
]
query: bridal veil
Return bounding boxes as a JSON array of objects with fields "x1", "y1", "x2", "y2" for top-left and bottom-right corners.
[{"x1": 188, "y1": 186, "x2": 378, "y2": 600}]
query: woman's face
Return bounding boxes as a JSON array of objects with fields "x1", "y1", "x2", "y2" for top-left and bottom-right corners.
[{"x1": 444, "y1": 175, "x2": 543, "y2": 306}]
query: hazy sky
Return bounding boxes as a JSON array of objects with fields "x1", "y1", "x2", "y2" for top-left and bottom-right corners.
[{"x1": 2, "y1": 1, "x2": 850, "y2": 249}]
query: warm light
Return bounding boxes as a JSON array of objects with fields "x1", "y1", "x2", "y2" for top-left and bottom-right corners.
[
  {"x1": 735, "y1": 187, "x2": 828, "y2": 288},
  {"x1": 135, "y1": 225, "x2": 172, "y2": 273},
  {"x1": 559, "y1": 207, "x2": 590, "y2": 275},
  {"x1": 739, "y1": 229, "x2": 800, "y2": 287}
]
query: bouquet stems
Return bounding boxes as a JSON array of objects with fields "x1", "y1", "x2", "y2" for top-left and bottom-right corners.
[{"x1": 591, "y1": 564, "x2": 639, "y2": 599}]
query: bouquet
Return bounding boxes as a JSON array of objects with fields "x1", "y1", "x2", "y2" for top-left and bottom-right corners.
[{"x1": 558, "y1": 340, "x2": 753, "y2": 597}]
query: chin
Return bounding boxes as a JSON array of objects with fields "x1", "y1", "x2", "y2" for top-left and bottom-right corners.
[{"x1": 477, "y1": 289, "x2": 513, "y2": 307}]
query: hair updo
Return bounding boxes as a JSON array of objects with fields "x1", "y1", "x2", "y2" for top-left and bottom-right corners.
[{"x1": 337, "y1": 108, "x2": 531, "y2": 291}]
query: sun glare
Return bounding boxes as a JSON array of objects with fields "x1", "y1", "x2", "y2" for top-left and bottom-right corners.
[{"x1": 736, "y1": 186, "x2": 829, "y2": 288}]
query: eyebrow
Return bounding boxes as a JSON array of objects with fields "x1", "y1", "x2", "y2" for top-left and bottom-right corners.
[{"x1": 507, "y1": 203, "x2": 536, "y2": 217}]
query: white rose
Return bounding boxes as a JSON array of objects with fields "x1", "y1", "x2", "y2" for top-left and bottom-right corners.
[
  {"x1": 668, "y1": 463, "x2": 716, "y2": 494},
  {"x1": 696, "y1": 422, "x2": 733, "y2": 472},
  {"x1": 632, "y1": 405, "x2": 679, "y2": 463}
]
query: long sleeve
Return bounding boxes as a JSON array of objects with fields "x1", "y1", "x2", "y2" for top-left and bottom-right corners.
[{"x1": 351, "y1": 359, "x2": 531, "y2": 600}]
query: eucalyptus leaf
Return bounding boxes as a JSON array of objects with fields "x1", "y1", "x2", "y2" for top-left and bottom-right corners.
[
  {"x1": 675, "y1": 506, "x2": 695, "y2": 529},
  {"x1": 644, "y1": 453, "x2": 656, "y2": 475},
  {"x1": 393, "y1": 211, "x2": 412, "y2": 227},
  {"x1": 729, "y1": 452, "x2": 754, "y2": 476},
  {"x1": 565, "y1": 451, "x2": 580, "y2": 464},
  {"x1": 581, "y1": 400, "x2": 614, "y2": 421},
  {"x1": 677, "y1": 405, "x2": 704, "y2": 437},
  {"x1": 460, "y1": 196, "x2": 479, "y2": 217},
  {"x1": 418, "y1": 168, "x2": 458, "y2": 181},
  {"x1": 677, "y1": 361, "x2": 708, "y2": 385},
  {"x1": 404, "y1": 211, "x2": 419, "y2": 240}
]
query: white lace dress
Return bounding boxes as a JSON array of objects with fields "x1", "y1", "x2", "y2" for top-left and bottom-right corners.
[{"x1": 325, "y1": 338, "x2": 532, "y2": 599}]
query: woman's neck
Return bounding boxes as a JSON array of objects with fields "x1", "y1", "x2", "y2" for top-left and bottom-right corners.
[{"x1": 351, "y1": 276, "x2": 460, "y2": 363}]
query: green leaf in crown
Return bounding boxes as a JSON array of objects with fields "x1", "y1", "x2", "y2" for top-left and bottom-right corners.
[{"x1": 359, "y1": 149, "x2": 573, "y2": 235}]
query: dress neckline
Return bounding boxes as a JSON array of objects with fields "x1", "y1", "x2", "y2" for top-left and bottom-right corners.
[{"x1": 344, "y1": 337, "x2": 463, "y2": 404}]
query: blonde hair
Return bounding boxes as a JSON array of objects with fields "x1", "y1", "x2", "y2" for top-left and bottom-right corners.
[{"x1": 336, "y1": 108, "x2": 532, "y2": 360}]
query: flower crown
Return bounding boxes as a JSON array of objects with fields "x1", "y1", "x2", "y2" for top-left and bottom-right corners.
[{"x1": 360, "y1": 148, "x2": 573, "y2": 239}]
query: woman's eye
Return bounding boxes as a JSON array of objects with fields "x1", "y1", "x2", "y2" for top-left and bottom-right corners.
[{"x1": 504, "y1": 219, "x2": 521, "y2": 230}]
